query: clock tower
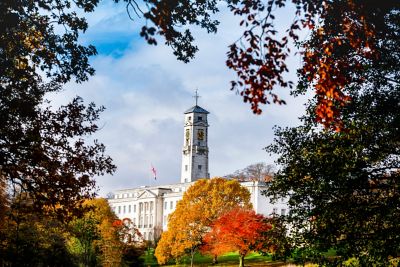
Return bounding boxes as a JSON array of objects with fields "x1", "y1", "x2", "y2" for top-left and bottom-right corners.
[{"x1": 180, "y1": 91, "x2": 210, "y2": 183}]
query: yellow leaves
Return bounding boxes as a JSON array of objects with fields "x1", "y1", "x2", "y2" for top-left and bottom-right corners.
[
  {"x1": 15, "y1": 57, "x2": 29, "y2": 70},
  {"x1": 155, "y1": 178, "x2": 252, "y2": 264},
  {"x1": 20, "y1": 26, "x2": 45, "y2": 52}
]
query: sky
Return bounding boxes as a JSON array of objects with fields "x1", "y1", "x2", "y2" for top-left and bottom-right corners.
[{"x1": 50, "y1": 1, "x2": 310, "y2": 196}]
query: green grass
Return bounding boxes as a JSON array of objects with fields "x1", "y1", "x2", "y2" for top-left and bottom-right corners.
[
  {"x1": 141, "y1": 249, "x2": 278, "y2": 267},
  {"x1": 141, "y1": 247, "x2": 340, "y2": 266}
]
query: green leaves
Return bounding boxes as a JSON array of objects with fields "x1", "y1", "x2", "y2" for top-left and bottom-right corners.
[{"x1": 265, "y1": 11, "x2": 400, "y2": 262}]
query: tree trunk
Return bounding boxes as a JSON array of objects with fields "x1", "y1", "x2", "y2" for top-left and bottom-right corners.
[
  {"x1": 190, "y1": 248, "x2": 195, "y2": 267},
  {"x1": 212, "y1": 254, "x2": 218, "y2": 265},
  {"x1": 239, "y1": 254, "x2": 245, "y2": 267}
]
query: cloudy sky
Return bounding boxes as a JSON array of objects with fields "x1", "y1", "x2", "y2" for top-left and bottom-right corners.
[{"x1": 51, "y1": 1, "x2": 310, "y2": 196}]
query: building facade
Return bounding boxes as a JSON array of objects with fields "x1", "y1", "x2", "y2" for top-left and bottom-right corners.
[{"x1": 108, "y1": 98, "x2": 287, "y2": 242}]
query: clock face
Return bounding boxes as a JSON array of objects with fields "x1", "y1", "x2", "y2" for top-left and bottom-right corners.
[{"x1": 197, "y1": 129, "x2": 204, "y2": 141}]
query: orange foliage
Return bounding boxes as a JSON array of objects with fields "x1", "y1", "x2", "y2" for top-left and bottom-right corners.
[
  {"x1": 154, "y1": 178, "x2": 252, "y2": 265},
  {"x1": 202, "y1": 208, "x2": 271, "y2": 264}
]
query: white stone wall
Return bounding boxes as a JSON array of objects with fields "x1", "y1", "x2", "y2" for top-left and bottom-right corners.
[
  {"x1": 228, "y1": 181, "x2": 289, "y2": 217},
  {"x1": 161, "y1": 194, "x2": 182, "y2": 230},
  {"x1": 180, "y1": 112, "x2": 209, "y2": 183}
]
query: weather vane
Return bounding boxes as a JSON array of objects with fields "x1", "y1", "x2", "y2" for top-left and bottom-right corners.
[{"x1": 193, "y1": 88, "x2": 201, "y2": 106}]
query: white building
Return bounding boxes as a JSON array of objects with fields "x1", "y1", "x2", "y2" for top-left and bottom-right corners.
[{"x1": 108, "y1": 95, "x2": 287, "y2": 242}]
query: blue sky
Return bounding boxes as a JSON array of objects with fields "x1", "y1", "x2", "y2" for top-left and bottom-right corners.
[{"x1": 51, "y1": 1, "x2": 310, "y2": 196}]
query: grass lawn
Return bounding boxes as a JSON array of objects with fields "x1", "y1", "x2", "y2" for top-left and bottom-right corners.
[{"x1": 141, "y1": 249, "x2": 293, "y2": 267}]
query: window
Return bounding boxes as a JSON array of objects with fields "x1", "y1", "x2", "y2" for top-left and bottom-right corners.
[
  {"x1": 188, "y1": 116, "x2": 191, "y2": 121},
  {"x1": 164, "y1": 201, "x2": 167, "y2": 210},
  {"x1": 133, "y1": 218, "x2": 136, "y2": 225},
  {"x1": 281, "y1": 209, "x2": 286, "y2": 216},
  {"x1": 139, "y1": 203, "x2": 143, "y2": 212},
  {"x1": 128, "y1": 205, "x2": 131, "y2": 213},
  {"x1": 134, "y1": 205, "x2": 136, "y2": 212},
  {"x1": 150, "y1": 202, "x2": 153, "y2": 211},
  {"x1": 150, "y1": 215, "x2": 153, "y2": 228},
  {"x1": 170, "y1": 201, "x2": 173, "y2": 209},
  {"x1": 272, "y1": 208, "x2": 278, "y2": 214},
  {"x1": 118, "y1": 206, "x2": 121, "y2": 214},
  {"x1": 184, "y1": 178, "x2": 188, "y2": 183},
  {"x1": 198, "y1": 165, "x2": 202, "y2": 170},
  {"x1": 198, "y1": 116, "x2": 202, "y2": 121},
  {"x1": 149, "y1": 232, "x2": 153, "y2": 241},
  {"x1": 185, "y1": 165, "x2": 188, "y2": 171},
  {"x1": 144, "y1": 215, "x2": 148, "y2": 228},
  {"x1": 143, "y1": 232, "x2": 147, "y2": 240},
  {"x1": 123, "y1": 206, "x2": 126, "y2": 213},
  {"x1": 145, "y1": 202, "x2": 148, "y2": 211}
]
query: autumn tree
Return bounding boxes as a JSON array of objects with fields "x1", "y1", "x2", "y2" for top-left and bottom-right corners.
[
  {"x1": 0, "y1": 196, "x2": 143, "y2": 266},
  {"x1": 265, "y1": 9, "x2": 400, "y2": 264},
  {"x1": 0, "y1": 0, "x2": 115, "y2": 219},
  {"x1": 154, "y1": 178, "x2": 252, "y2": 266},
  {"x1": 202, "y1": 208, "x2": 272, "y2": 267},
  {"x1": 226, "y1": 162, "x2": 275, "y2": 182},
  {"x1": 69, "y1": 198, "x2": 134, "y2": 267},
  {"x1": 0, "y1": 193, "x2": 75, "y2": 266}
]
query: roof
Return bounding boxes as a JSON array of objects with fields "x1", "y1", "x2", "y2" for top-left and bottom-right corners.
[{"x1": 184, "y1": 105, "x2": 209, "y2": 114}]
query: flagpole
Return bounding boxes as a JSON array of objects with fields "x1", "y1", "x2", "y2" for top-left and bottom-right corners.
[{"x1": 150, "y1": 163, "x2": 157, "y2": 186}]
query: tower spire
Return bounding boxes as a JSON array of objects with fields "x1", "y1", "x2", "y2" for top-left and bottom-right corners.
[{"x1": 193, "y1": 89, "x2": 200, "y2": 106}]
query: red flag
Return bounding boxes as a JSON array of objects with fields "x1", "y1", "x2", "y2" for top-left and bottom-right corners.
[{"x1": 151, "y1": 164, "x2": 157, "y2": 180}]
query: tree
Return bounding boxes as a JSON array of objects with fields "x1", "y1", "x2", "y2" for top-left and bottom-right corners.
[
  {"x1": 202, "y1": 208, "x2": 271, "y2": 267},
  {"x1": 226, "y1": 162, "x2": 275, "y2": 182},
  {"x1": 118, "y1": 0, "x2": 399, "y2": 128},
  {"x1": 1, "y1": 0, "x2": 115, "y2": 218},
  {"x1": 265, "y1": 9, "x2": 400, "y2": 265},
  {"x1": 69, "y1": 198, "x2": 131, "y2": 267},
  {"x1": 154, "y1": 178, "x2": 252, "y2": 266},
  {"x1": 260, "y1": 216, "x2": 293, "y2": 262},
  {"x1": 0, "y1": 196, "x2": 143, "y2": 266},
  {"x1": 0, "y1": 193, "x2": 76, "y2": 266}
]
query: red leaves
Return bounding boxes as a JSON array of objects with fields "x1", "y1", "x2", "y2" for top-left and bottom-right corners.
[
  {"x1": 202, "y1": 208, "x2": 271, "y2": 257},
  {"x1": 227, "y1": 0, "x2": 294, "y2": 114},
  {"x1": 112, "y1": 219, "x2": 123, "y2": 227},
  {"x1": 299, "y1": 1, "x2": 380, "y2": 130},
  {"x1": 226, "y1": 0, "x2": 385, "y2": 131}
]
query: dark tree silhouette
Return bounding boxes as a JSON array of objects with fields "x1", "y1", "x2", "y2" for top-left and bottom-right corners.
[
  {"x1": 265, "y1": 9, "x2": 400, "y2": 264},
  {"x1": 0, "y1": 0, "x2": 115, "y2": 218}
]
